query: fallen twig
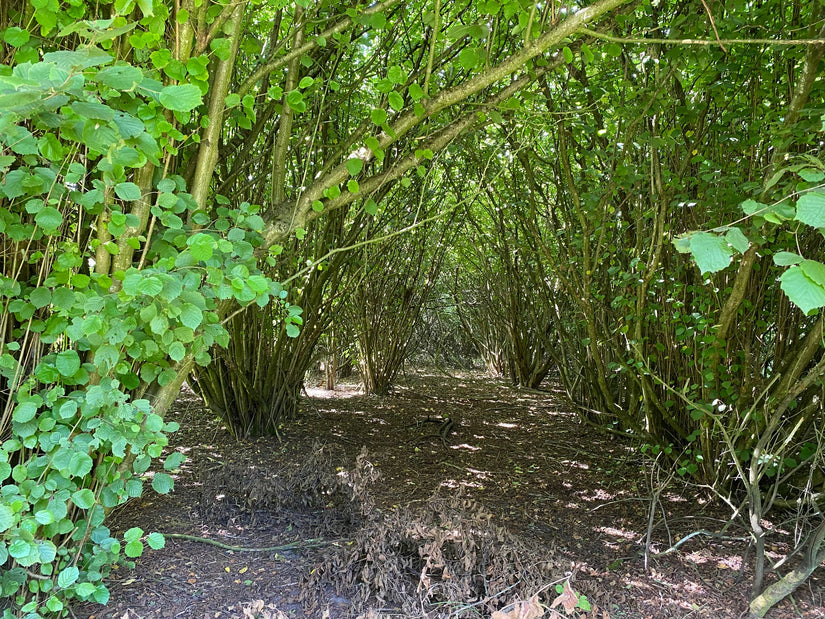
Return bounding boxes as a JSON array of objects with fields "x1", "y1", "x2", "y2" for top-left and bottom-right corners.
[{"x1": 164, "y1": 533, "x2": 347, "y2": 553}]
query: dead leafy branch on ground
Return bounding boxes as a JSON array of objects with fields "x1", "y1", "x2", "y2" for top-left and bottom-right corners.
[{"x1": 303, "y1": 471, "x2": 560, "y2": 617}]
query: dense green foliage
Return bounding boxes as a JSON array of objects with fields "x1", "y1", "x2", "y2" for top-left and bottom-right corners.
[{"x1": 2, "y1": 0, "x2": 825, "y2": 616}]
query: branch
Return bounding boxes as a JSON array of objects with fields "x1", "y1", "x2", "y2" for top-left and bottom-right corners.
[
  {"x1": 164, "y1": 533, "x2": 346, "y2": 552},
  {"x1": 261, "y1": 0, "x2": 635, "y2": 246},
  {"x1": 578, "y1": 28, "x2": 825, "y2": 46},
  {"x1": 237, "y1": 0, "x2": 403, "y2": 98}
]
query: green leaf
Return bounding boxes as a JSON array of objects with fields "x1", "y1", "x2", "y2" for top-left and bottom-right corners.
[
  {"x1": 188, "y1": 233, "x2": 215, "y2": 261},
  {"x1": 725, "y1": 227, "x2": 749, "y2": 254},
  {"x1": 210, "y1": 37, "x2": 231, "y2": 61},
  {"x1": 3, "y1": 27, "x2": 30, "y2": 47},
  {"x1": 125, "y1": 540, "x2": 144, "y2": 558},
  {"x1": 13, "y1": 401, "x2": 37, "y2": 423},
  {"x1": 57, "y1": 566, "x2": 79, "y2": 588},
  {"x1": 298, "y1": 76, "x2": 314, "y2": 89},
  {"x1": 773, "y1": 251, "x2": 802, "y2": 266},
  {"x1": 75, "y1": 582, "x2": 97, "y2": 598},
  {"x1": 115, "y1": 182, "x2": 142, "y2": 201},
  {"x1": 152, "y1": 472, "x2": 174, "y2": 494},
  {"x1": 346, "y1": 158, "x2": 364, "y2": 176},
  {"x1": 605, "y1": 42, "x2": 622, "y2": 57},
  {"x1": 29, "y1": 287, "x2": 51, "y2": 309},
  {"x1": 159, "y1": 84, "x2": 203, "y2": 112},
  {"x1": 124, "y1": 526, "x2": 143, "y2": 542},
  {"x1": 562, "y1": 46, "x2": 574, "y2": 63},
  {"x1": 800, "y1": 259, "x2": 825, "y2": 287},
  {"x1": 799, "y1": 169, "x2": 825, "y2": 183},
  {"x1": 364, "y1": 198, "x2": 378, "y2": 215},
  {"x1": 147, "y1": 532, "x2": 165, "y2": 549},
  {"x1": 285, "y1": 89, "x2": 306, "y2": 112},
  {"x1": 459, "y1": 48, "x2": 479, "y2": 70},
  {"x1": 388, "y1": 65, "x2": 405, "y2": 84},
  {"x1": 69, "y1": 452, "x2": 93, "y2": 477},
  {"x1": 35, "y1": 206, "x2": 63, "y2": 232},
  {"x1": 96, "y1": 65, "x2": 144, "y2": 90},
  {"x1": 0, "y1": 504, "x2": 14, "y2": 532},
  {"x1": 408, "y1": 82, "x2": 425, "y2": 101},
  {"x1": 179, "y1": 303, "x2": 203, "y2": 329},
  {"x1": 55, "y1": 350, "x2": 81, "y2": 377},
  {"x1": 370, "y1": 108, "x2": 387, "y2": 125},
  {"x1": 780, "y1": 265, "x2": 825, "y2": 314},
  {"x1": 795, "y1": 191, "x2": 825, "y2": 228},
  {"x1": 388, "y1": 91, "x2": 404, "y2": 111},
  {"x1": 136, "y1": 0, "x2": 154, "y2": 17},
  {"x1": 168, "y1": 341, "x2": 185, "y2": 361},
  {"x1": 44, "y1": 48, "x2": 113, "y2": 70},
  {"x1": 741, "y1": 199, "x2": 766, "y2": 216},
  {"x1": 71, "y1": 489, "x2": 96, "y2": 509},
  {"x1": 164, "y1": 451, "x2": 186, "y2": 470},
  {"x1": 347, "y1": 179, "x2": 359, "y2": 194},
  {"x1": 689, "y1": 232, "x2": 732, "y2": 274},
  {"x1": 137, "y1": 276, "x2": 163, "y2": 296}
]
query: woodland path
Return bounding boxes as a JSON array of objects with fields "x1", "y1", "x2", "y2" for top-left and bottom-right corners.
[{"x1": 75, "y1": 372, "x2": 824, "y2": 619}]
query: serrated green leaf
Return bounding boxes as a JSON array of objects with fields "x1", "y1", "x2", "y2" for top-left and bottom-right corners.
[
  {"x1": 346, "y1": 158, "x2": 363, "y2": 176},
  {"x1": 795, "y1": 191, "x2": 825, "y2": 228},
  {"x1": 773, "y1": 251, "x2": 802, "y2": 266},
  {"x1": 388, "y1": 91, "x2": 404, "y2": 111},
  {"x1": 188, "y1": 233, "x2": 215, "y2": 261},
  {"x1": 136, "y1": 276, "x2": 163, "y2": 296},
  {"x1": 780, "y1": 266, "x2": 825, "y2": 314},
  {"x1": 725, "y1": 227, "x2": 750, "y2": 254},
  {"x1": 163, "y1": 451, "x2": 186, "y2": 470},
  {"x1": 409, "y1": 82, "x2": 424, "y2": 101},
  {"x1": 13, "y1": 401, "x2": 37, "y2": 423},
  {"x1": 69, "y1": 452, "x2": 93, "y2": 477},
  {"x1": 741, "y1": 199, "x2": 766, "y2": 216},
  {"x1": 57, "y1": 566, "x2": 79, "y2": 588},
  {"x1": 72, "y1": 489, "x2": 96, "y2": 509},
  {"x1": 152, "y1": 472, "x2": 174, "y2": 494},
  {"x1": 689, "y1": 232, "x2": 733, "y2": 274},
  {"x1": 35, "y1": 206, "x2": 63, "y2": 232},
  {"x1": 159, "y1": 84, "x2": 203, "y2": 112},
  {"x1": 0, "y1": 504, "x2": 14, "y2": 532},
  {"x1": 147, "y1": 532, "x2": 165, "y2": 549},
  {"x1": 285, "y1": 323, "x2": 300, "y2": 338},
  {"x1": 168, "y1": 341, "x2": 185, "y2": 361},
  {"x1": 71, "y1": 582, "x2": 95, "y2": 598},
  {"x1": 96, "y1": 65, "x2": 144, "y2": 90},
  {"x1": 124, "y1": 540, "x2": 144, "y2": 558},
  {"x1": 29, "y1": 287, "x2": 52, "y2": 309},
  {"x1": 370, "y1": 108, "x2": 387, "y2": 125},
  {"x1": 123, "y1": 526, "x2": 143, "y2": 542},
  {"x1": 459, "y1": 48, "x2": 479, "y2": 70},
  {"x1": 55, "y1": 350, "x2": 81, "y2": 377},
  {"x1": 800, "y1": 259, "x2": 825, "y2": 287},
  {"x1": 179, "y1": 303, "x2": 203, "y2": 329},
  {"x1": 115, "y1": 182, "x2": 142, "y2": 201}
]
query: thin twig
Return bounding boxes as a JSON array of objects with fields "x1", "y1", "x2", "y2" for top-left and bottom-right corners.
[{"x1": 164, "y1": 533, "x2": 346, "y2": 552}]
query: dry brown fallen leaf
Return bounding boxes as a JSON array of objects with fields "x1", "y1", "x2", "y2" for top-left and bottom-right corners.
[
  {"x1": 491, "y1": 594, "x2": 544, "y2": 619},
  {"x1": 550, "y1": 580, "x2": 580, "y2": 615}
]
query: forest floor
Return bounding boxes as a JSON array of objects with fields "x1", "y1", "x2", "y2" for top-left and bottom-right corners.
[{"x1": 75, "y1": 371, "x2": 825, "y2": 619}]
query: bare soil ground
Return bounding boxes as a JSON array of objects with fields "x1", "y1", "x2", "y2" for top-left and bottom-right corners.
[{"x1": 75, "y1": 371, "x2": 825, "y2": 619}]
